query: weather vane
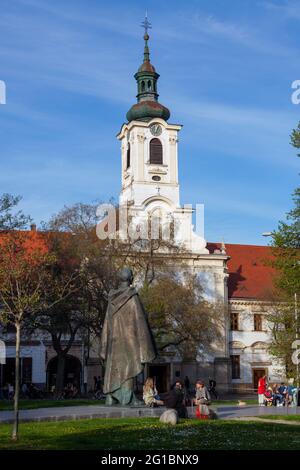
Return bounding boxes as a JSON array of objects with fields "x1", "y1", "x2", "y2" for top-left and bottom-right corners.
[{"x1": 141, "y1": 11, "x2": 152, "y2": 35}]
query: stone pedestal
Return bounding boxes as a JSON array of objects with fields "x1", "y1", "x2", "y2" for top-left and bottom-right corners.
[{"x1": 214, "y1": 357, "x2": 231, "y2": 393}]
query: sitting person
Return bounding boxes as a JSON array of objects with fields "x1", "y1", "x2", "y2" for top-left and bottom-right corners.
[
  {"x1": 194, "y1": 380, "x2": 211, "y2": 405},
  {"x1": 278, "y1": 383, "x2": 288, "y2": 404},
  {"x1": 287, "y1": 380, "x2": 298, "y2": 406},
  {"x1": 71, "y1": 383, "x2": 79, "y2": 398},
  {"x1": 272, "y1": 383, "x2": 284, "y2": 406},
  {"x1": 194, "y1": 380, "x2": 211, "y2": 419},
  {"x1": 64, "y1": 382, "x2": 76, "y2": 399},
  {"x1": 161, "y1": 380, "x2": 188, "y2": 418},
  {"x1": 143, "y1": 377, "x2": 164, "y2": 407},
  {"x1": 28, "y1": 383, "x2": 42, "y2": 399}
]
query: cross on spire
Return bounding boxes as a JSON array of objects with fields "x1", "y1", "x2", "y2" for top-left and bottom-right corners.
[{"x1": 141, "y1": 12, "x2": 152, "y2": 36}]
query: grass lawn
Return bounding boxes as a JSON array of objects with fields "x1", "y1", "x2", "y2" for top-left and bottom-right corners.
[
  {"x1": 0, "y1": 398, "x2": 257, "y2": 411},
  {"x1": 256, "y1": 414, "x2": 300, "y2": 422},
  {"x1": 0, "y1": 399, "x2": 104, "y2": 411},
  {"x1": 1, "y1": 417, "x2": 300, "y2": 450}
]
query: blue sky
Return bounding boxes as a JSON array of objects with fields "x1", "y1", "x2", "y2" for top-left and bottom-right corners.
[{"x1": 0, "y1": 0, "x2": 299, "y2": 244}]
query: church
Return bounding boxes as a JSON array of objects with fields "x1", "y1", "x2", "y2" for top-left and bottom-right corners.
[
  {"x1": 0, "y1": 22, "x2": 285, "y2": 396},
  {"x1": 112, "y1": 21, "x2": 284, "y2": 393}
]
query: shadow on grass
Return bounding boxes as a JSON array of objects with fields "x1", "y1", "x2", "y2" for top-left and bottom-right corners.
[
  {"x1": 1, "y1": 418, "x2": 300, "y2": 450},
  {"x1": 0, "y1": 399, "x2": 105, "y2": 412}
]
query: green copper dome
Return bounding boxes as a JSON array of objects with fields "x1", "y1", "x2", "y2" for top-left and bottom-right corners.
[
  {"x1": 126, "y1": 100, "x2": 170, "y2": 122},
  {"x1": 126, "y1": 21, "x2": 170, "y2": 123}
]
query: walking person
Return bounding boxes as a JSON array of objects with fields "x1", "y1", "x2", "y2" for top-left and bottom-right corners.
[
  {"x1": 184, "y1": 376, "x2": 190, "y2": 393},
  {"x1": 257, "y1": 375, "x2": 267, "y2": 406},
  {"x1": 93, "y1": 376, "x2": 97, "y2": 392},
  {"x1": 208, "y1": 378, "x2": 218, "y2": 400},
  {"x1": 8, "y1": 383, "x2": 14, "y2": 400},
  {"x1": 96, "y1": 376, "x2": 102, "y2": 392},
  {"x1": 184, "y1": 376, "x2": 191, "y2": 405}
]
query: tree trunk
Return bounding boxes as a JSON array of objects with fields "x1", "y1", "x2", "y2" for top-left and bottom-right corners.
[
  {"x1": 55, "y1": 354, "x2": 66, "y2": 395},
  {"x1": 12, "y1": 321, "x2": 20, "y2": 441}
]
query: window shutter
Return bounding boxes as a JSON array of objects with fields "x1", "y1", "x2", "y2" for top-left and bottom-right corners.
[{"x1": 150, "y1": 138, "x2": 163, "y2": 164}]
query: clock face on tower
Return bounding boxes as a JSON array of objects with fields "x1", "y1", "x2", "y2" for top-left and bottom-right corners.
[{"x1": 150, "y1": 123, "x2": 162, "y2": 136}]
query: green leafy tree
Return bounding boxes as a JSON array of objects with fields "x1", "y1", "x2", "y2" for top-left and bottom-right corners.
[
  {"x1": 269, "y1": 123, "x2": 300, "y2": 377},
  {"x1": 140, "y1": 272, "x2": 222, "y2": 360},
  {"x1": 0, "y1": 194, "x2": 31, "y2": 230}
]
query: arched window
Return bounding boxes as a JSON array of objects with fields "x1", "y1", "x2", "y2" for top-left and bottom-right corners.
[
  {"x1": 141, "y1": 81, "x2": 145, "y2": 92},
  {"x1": 126, "y1": 142, "x2": 131, "y2": 169},
  {"x1": 149, "y1": 138, "x2": 163, "y2": 164},
  {"x1": 147, "y1": 80, "x2": 152, "y2": 91}
]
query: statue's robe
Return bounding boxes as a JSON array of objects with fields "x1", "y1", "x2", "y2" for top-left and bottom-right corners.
[{"x1": 100, "y1": 286, "x2": 156, "y2": 395}]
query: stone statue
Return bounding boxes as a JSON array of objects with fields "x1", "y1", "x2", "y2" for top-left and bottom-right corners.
[{"x1": 100, "y1": 267, "x2": 156, "y2": 406}]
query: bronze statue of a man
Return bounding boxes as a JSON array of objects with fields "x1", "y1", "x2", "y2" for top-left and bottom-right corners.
[{"x1": 100, "y1": 267, "x2": 156, "y2": 406}]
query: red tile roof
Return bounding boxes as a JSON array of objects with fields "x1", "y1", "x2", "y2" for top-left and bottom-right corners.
[{"x1": 207, "y1": 243, "x2": 277, "y2": 300}]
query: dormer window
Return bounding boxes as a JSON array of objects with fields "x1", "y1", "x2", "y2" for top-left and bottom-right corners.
[{"x1": 150, "y1": 138, "x2": 162, "y2": 164}]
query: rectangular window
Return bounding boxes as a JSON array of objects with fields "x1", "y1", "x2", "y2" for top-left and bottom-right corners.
[
  {"x1": 230, "y1": 312, "x2": 239, "y2": 331},
  {"x1": 254, "y1": 314, "x2": 263, "y2": 331},
  {"x1": 22, "y1": 357, "x2": 32, "y2": 384},
  {"x1": 1, "y1": 357, "x2": 32, "y2": 386},
  {"x1": 231, "y1": 355, "x2": 240, "y2": 379},
  {"x1": 2, "y1": 358, "x2": 17, "y2": 385}
]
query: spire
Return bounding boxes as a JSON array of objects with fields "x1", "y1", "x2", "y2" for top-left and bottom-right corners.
[
  {"x1": 137, "y1": 13, "x2": 156, "y2": 76},
  {"x1": 126, "y1": 15, "x2": 170, "y2": 123},
  {"x1": 141, "y1": 12, "x2": 151, "y2": 63},
  {"x1": 143, "y1": 33, "x2": 150, "y2": 63}
]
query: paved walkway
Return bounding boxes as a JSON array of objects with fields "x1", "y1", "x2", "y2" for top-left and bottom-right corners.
[
  {"x1": 215, "y1": 405, "x2": 300, "y2": 420},
  {"x1": 0, "y1": 404, "x2": 299, "y2": 424},
  {"x1": 0, "y1": 405, "x2": 163, "y2": 424},
  {"x1": 0, "y1": 405, "x2": 300, "y2": 423}
]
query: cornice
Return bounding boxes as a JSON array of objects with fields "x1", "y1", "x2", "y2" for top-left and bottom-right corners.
[{"x1": 229, "y1": 298, "x2": 275, "y2": 306}]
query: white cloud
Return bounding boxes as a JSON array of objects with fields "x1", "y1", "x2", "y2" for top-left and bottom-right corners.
[{"x1": 261, "y1": 0, "x2": 300, "y2": 19}]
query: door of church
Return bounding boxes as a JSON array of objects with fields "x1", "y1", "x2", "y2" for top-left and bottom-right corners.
[
  {"x1": 253, "y1": 368, "x2": 267, "y2": 391},
  {"x1": 148, "y1": 364, "x2": 170, "y2": 393}
]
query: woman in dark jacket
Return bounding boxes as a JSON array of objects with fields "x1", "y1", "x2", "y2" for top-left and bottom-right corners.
[{"x1": 161, "y1": 380, "x2": 188, "y2": 418}]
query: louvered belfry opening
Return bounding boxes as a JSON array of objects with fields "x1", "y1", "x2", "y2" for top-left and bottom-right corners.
[{"x1": 149, "y1": 138, "x2": 163, "y2": 164}]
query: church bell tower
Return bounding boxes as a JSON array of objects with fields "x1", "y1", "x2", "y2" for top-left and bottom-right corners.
[{"x1": 117, "y1": 16, "x2": 208, "y2": 254}]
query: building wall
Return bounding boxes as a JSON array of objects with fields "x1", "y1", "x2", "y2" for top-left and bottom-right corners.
[
  {"x1": 5, "y1": 343, "x2": 46, "y2": 385},
  {"x1": 0, "y1": 284, "x2": 284, "y2": 395},
  {"x1": 229, "y1": 300, "x2": 285, "y2": 393}
]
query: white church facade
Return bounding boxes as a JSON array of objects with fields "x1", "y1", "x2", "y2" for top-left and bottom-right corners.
[
  {"x1": 0, "y1": 23, "x2": 285, "y2": 396},
  {"x1": 112, "y1": 24, "x2": 285, "y2": 393}
]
